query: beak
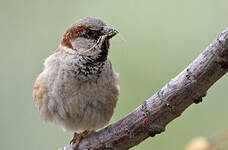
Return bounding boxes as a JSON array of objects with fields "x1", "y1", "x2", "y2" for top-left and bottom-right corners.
[{"x1": 103, "y1": 26, "x2": 118, "y2": 39}]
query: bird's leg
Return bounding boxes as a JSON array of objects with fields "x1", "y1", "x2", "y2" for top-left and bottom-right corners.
[{"x1": 70, "y1": 130, "x2": 89, "y2": 150}]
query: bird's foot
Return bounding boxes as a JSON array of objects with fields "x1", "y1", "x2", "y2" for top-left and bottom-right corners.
[{"x1": 70, "y1": 130, "x2": 89, "y2": 150}]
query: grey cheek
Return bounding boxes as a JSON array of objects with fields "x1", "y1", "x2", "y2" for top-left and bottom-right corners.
[{"x1": 72, "y1": 38, "x2": 95, "y2": 50}]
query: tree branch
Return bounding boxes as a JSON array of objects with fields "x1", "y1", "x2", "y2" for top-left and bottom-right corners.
[{"x1": 59, "y1": 28, "x2": 228, "y2": 150}]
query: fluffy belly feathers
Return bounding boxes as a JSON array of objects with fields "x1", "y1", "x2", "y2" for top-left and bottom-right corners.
[{"x1": 33, "y1": 53, "x2": 119, "y2": 132}]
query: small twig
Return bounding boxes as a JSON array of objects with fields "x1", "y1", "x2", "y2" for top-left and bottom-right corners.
[{"x1": 59, "y1": 27, "x2": 228, "y2": 150}]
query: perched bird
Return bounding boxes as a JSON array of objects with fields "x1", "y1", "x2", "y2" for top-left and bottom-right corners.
[{"x1": 33, "y1": 17, "x2": 120, "y2": 149}]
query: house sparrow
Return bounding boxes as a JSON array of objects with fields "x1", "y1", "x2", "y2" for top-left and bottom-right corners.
[{"x1": 33, "y1": 17, "x2": 120, "y2": 149}]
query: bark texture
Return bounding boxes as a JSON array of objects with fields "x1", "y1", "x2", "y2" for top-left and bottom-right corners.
[{"x1": 59, "y1": 28, "x2": 228, "y2": 150}]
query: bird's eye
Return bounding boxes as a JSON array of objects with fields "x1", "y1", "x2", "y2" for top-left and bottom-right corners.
[
  {"x1": 86, "y1": 29, "x2": 94, "y2": 37},
  {"x1": 84, "y1": 29, "x2": 102, "y2": 39}
]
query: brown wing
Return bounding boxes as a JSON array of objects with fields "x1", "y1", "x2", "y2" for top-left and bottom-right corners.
[{"x1": 33, "y1": 74, "x2": 48, "y2": 111}]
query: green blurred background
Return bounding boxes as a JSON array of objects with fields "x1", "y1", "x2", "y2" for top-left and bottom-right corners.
[{"x1": 1, "y1": 0, "x2": 228, "y2": 150}]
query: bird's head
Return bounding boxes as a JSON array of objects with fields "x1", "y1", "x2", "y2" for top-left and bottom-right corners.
[{"x1": 60, "y1": 17, "x2": 118, "y2": 58}]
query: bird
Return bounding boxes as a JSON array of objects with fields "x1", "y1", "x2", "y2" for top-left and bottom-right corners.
[{"x1": 33, "y1": 17, "x2": 120, "y2": 149}]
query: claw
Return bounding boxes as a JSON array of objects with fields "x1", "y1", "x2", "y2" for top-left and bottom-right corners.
[{"x1": 70, "y1": 130, "x2": 89, "y2": 150}]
